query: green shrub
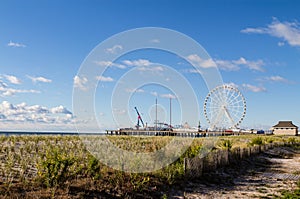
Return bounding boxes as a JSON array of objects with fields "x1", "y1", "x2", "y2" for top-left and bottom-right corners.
[
  {"x1": 129, "y1": 173, "x2": 150, "y2": 191},
  {"x1": 249, "y1": 136, "x2": 264, "y2": 146},
  {"x1": 37, "y1": 147, "x2": 77, "y2": 189},
  {"x1": 287, "y1": 137, "x2": 296, "y2": 145},
  {"x1": 280, "y1": 183, "x2": 300, "y2": 199},
  {"x1": 265, "y1": 137, "x2": 275, "y2": 144},
  {"x1": 183, "y1": 145, "x2": 203, "y2": 158},
  {"x1": 218, "y1": 139, "x2": 233, "y2": 150},
  {"x1": 86, "y1": 155, "x2": 101, "y2": 180}
]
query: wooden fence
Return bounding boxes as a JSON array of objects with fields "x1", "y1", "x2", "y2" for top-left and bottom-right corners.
[{"x1": 184, "y1": 142, "x2": 285, "y2": 178}]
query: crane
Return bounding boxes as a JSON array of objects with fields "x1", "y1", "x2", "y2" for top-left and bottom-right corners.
[{"x1": 134, "y1": 107, "x2": 145, "y2": 129}]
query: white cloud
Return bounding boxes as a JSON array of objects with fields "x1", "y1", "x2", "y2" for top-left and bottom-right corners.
[
  {"x1": 216, "y1": 57, "x2": 265, "y2": 72},
  {"x1": 0, "y1": 76, "x2": 41, "y2": 96},
  {"x1": 242, "y1": 84, "x2": 266, "y2": 92},
  {"x1": 96, "y1": 75, "x2": 114, "y2": 82},
  {"x1": 7, "y1": 41, "x2": 26, "y2": 48},
  {"x1": 73, "y1": 75, "x2": 88, "y2": 91},
  {"x1": 186, "y1": 69, "x2": 204, "y2": 75},
  {"x1": 28, "y1": 76, "x2": 52, "y2": 83},
  {"x1": 122, "y1": 59, "x2": 152, "y2": 67},
  {"x1": 98, "y1": 58, "x2": 179, "y2": 74},
  {"x1": 0, "y1": 87, "x2": 40, "y2": 96},
  {"x1": 224, "y1": 82, "x2": 239, "y2": 88},
  {"x1": 238, "y1": 57, "x2": 265, "y2": 72},
  {"x1": 51, "y1": 105, "x2": 73, "y2": 115},
  {"x1": 27, "y1": 75, "x2": 52, "y2": 83},
  {"x1": 0, "y1": 101, "x2": 73, "y2": 124},
  {"x1": 186, "y1": 54, "x2": 217, "y2": 68},
  {"x1": 263, "y1": 75, "x2": 289, "y2": 83},
  {"x1": 215, "y1": 60, "x2": 240, "y2": 71},
  {"x1": 150, "y1": 39, "x2": 160, "y2": 43},
  {"x1": 278, "y1": 42, "x2": 285, "y2": 47},
  {"x1": 26, "y1": 104, "x2": 49, "y2": 114},
  {"x1": 160, "y1": 93, "x2": 177, "y2": 99},
  {"x1": 150, "y1": 91, "x2": 158, "y2": 96},
  {"x1": 1, "y1": 101, "x2": 16, "y2": 110},
  {"x1": 106, "y1": 45, "x2": 123, "y2": 54},
  {"x1": 241, "y1": 28, "x2": 266, "y2": 34},
  {"x1": 222, "y1": 82, "x2": 266, "y2": 93},
  {"x1": 113, "y1": 109, "x2": 127, "y2": 115},
  {"x1": 185, "y1": 57, "x2": 265, "y2": 72},
  {"x1": 137, "y1": 66, "x2": 164, "y2": 72},
  {"x1": 4, "y1": 75, "x2": 21, "y2": 84},
  {"x1": 5, "y1": 89, "x2": 39, "y2": 96},
  {"x1": 121, "y1": 59, "x2": 164, "y2": 72},
  {"x1": 125, "y1": 88, "x2": 145, "y2": 93},
  {"x1": 0, "y1": 77, "x2": 40, "y2": 96},
  {"x1": 0, "y1": 80, "x2": 8, "y2": 88},
  {"x1": 241, "y1": 18, "x2": 300, "y2": 47},
  {"x1": 94, "y1": 61, "x2": 126, "y2": 69}
]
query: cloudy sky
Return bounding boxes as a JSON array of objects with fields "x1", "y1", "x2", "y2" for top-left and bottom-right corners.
[{"x1": 1, "y1": 0, "x2": 300, "y2": 132}]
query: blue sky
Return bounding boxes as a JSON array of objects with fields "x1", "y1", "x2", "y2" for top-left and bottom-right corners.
[{"x1": 1, "y1": 0, "x2": 300, "y2": 132}]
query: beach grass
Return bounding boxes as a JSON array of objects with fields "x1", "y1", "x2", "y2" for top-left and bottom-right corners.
[{"x1": 0, "y1": 134, "x2": 299, "y2": 197}]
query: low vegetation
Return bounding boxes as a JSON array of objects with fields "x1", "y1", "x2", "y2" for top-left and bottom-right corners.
[
  {"x1": 279, "y1": 180, "x2": 300, "y2": 199},
  {"x1": 248, "y1": 136, "x2": 264, "y2": 146},
  {"x1": 0, "y1": 134, "x2": 299, "y2": 198},
  {"x1": 218, "y1": 139, "x2": 233, "y2": 150}
]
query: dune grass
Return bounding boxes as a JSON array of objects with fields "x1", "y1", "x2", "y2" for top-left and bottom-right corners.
[{"x1": 0, "y1": 134, "x2": 299, "y2": 197}]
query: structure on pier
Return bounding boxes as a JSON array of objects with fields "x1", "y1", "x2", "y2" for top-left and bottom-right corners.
[{"x1": 272, "y1": 121, "x2": 298, "y2": 136}]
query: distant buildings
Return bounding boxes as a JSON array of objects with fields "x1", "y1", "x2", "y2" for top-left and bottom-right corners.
[{"x1": 272, "y1": 121, "x2": 298, "y2": 136}]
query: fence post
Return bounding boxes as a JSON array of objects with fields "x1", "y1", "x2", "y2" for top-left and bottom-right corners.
[
  {"x1": 184, "y1": 141, "x2": 288, "y2": 179},
  {"x1": 184, "y1": 157, "x2": 204, "y2": 178}
]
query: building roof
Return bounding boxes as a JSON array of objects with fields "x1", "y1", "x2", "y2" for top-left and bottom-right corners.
[{"x1": 273, "y1": 121, "x2": 298, "y2": 128}]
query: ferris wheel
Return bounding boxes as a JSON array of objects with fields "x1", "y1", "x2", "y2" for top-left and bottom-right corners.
[{"x1": 204, "y1": 85, "x2": 246, "y2": 130}]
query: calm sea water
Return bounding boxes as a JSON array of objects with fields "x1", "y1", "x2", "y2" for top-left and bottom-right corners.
[{"x1": 0, "y1": 131, "x2": 105, "y2": 136}]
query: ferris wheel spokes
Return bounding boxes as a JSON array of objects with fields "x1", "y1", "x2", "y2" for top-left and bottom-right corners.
[{"x1": 204, "y1": 84, "x2": 246, "y2": 130}]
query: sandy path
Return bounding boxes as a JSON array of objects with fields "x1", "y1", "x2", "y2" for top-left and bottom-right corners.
[{"x1": 170, "y1": 146, "x2": 300, "y2": 199}]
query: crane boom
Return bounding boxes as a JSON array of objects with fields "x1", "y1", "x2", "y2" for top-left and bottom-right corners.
[{"x1": 134, "y1": 107, "x2": 145, "y2": 128}]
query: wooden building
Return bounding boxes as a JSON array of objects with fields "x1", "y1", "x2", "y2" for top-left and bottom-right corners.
[{"x1": 272, "y1": 121, "x2": 298, "y2": 136}]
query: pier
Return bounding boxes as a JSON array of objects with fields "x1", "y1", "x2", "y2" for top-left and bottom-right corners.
[{"x1": 105, "y1": 129, "x2": 241, "y2": 137}]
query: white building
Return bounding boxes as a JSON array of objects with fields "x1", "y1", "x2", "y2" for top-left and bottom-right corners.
[{"x1": 272, "y1": 121, "x2": 298, "y2": 136}]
